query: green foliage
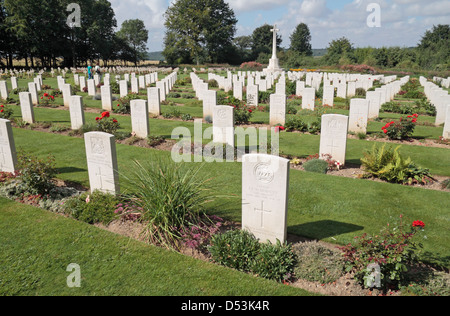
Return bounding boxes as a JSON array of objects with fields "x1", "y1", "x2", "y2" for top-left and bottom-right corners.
[
  {"x1": 293, "y1": 241, "x2": 345, "y2": 284},
  {"x1": 95, "y1": 112, "x2": 120, "y2": 135},
  {"x1": 17, "y1": 150, "x2": 57, "y2": 195},
  {"x1": 63, "y1": 191, "x2": 119, "y2": 225},
  {"x1": 361, "y1": 144, "x2": 434, "y2": 185},
  {"x1": 209, "y1": 229, "x2": 260, "y2": 272},
  {"x1": 381, "y1": 115, "x2": 417, "y2": 140},
  {"x1": 124, "y1": 158, "x2": 215, "y2": 249},
  {"x1": 0, "y1": 104, "x2": 14, "y2": 119},
  {"x1": 339, "y1": 216, "x2": 426, "y2": 290},
  {"x1": 251, "y1": 24, "x2": 282, "y2": 60},
  {"x1": 303, "y1": 159, "x2": 329, "y2": 174},
  {"x1": 209, "y1": 229, "x2": 296, "y2": 282},
  {"x1": 116, "y1": 19, "x2": 149, "y2": 66},
  {"x1": 289, "y1": 23, "x2": 312, "y2": 56}
]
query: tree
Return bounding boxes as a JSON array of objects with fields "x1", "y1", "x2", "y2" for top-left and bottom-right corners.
[
  {"x1": 323, "y1": 37, "x2": 355, "y2": 65},
  {"x1": 164, "y1": 0, "x2": 237, "y2": 65},
  {"x1": 289, "y1": 23, "x2": 312, "y2": 56},
  {"x1": 417, "y1": 24, "x2": 450, "y2": 69},
  {"x1": 251, "y1": 24, "x2": 282, "y2": 61},
  {"x1": 116, "y1": 19, "x2": 148, "y2": 66}
]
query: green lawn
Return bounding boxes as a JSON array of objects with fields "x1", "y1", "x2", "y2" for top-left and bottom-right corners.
[{"x1": 0, "y1": 197, "x2": 313, "y2": 296}]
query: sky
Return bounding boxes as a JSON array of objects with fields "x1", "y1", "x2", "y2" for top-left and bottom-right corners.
[{"x1": 108, "y1": 0, "x2": 450, "y2": 52}]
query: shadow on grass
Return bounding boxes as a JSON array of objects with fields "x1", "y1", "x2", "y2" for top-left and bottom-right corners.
[
  {"x1": 56, "y1": 167, "x2": 86, "y2": 174},
  {"x1": 289, "y1": 220, "x2": 364, "y2": 240}
]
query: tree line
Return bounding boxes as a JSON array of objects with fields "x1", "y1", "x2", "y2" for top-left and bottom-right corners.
[
  {"x1": 163, "y1": 0, "x2": 449, "y2": 71},
  {"x1": 0, "y1": 0, "x2": 148, "y2": 68}
]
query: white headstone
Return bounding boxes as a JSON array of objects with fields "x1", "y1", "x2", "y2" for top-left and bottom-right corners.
[
  {"x1": 69, "y1": 96, "x2": 85, "y2": 130},
  {"x1": 319, "y1": 114, "x2": 349, "y2": 166},
  {"x1": 242, "y1": 154, "x2": 290, "y2": 244},
  {"x1": 0, "y1": 81, "x2": 9, "y2": 100},
  {"x1": 302, "y1": 88, "x2": 315, "y2": 110},
  {"x1": 443, "y1": 104, "x2": 450, "y2": 139},
  {"x1": 156, "y1": 81, "x2": 166, "y2": 102},
  {"x1": 322, "y1": 85, "x2": 334, "y2": 107},
  {"x1": 348, "y1": 98, "x2": 369, "y2": 134},
  {"x1": 87, "y1": 79, "x2": 96, "y2": 96},
  {"x1": 119, "y1": 80, "x2": 128, "y2": 98},
  {"x1": 246, "y1": 85, "x2": 259, "y2": 107},
  {"x1": 79, "y1": 76, "x2": 86, "y2": 92},
  {"x1": 101, "y1": 85, "x2": 112, "y2": 111},
  {"x1": 203, "y1": 90, "x2": 217, "y2": 122},
  {"x1": 213, "y1": 105, "x2": 234, "y2": 147},
  {"x1": 131, "y1": 77, "x2": 139, "y2": 94},
  {"x1": 269, "y1": 94, "x2": 286, "y2": 126},
  {"x1": 0, "y1": 118, "x2": 18, "y2": 173},
  {"x1": 84, "y1": 132, "x2": 120, "y2": 195},
  {"x1": 27, "y1": 82, "x2": 39, "y2": 105},
  {"x1": 366, "y1": 91, "x2": 381, "y2": 119},
  {"x1": 296, "y1": 81, "x2": 305, "y2": 97},
  {"x1": 130, "y1": 99, "x2": 149, "y2": 138},
  {"x1": 62, "y1": 83, "x2": 72, "y2": 107},
  {"x1": 147, "y1": 87, "x2": 161, "y2": 116},
  {"x1": 11, "y1": 77, "x2": 18, "y2": 90},
  {"x1": 19, "y1": 92, "x2": 35, "y2": 124}
]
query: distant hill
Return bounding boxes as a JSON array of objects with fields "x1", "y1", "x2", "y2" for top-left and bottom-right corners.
[
  {"x1": 313, "y1": 49, "x2": 327, "y2": 57},
  {"x1": 145, "y1": 51, "x2": 164, "y2": 61}
]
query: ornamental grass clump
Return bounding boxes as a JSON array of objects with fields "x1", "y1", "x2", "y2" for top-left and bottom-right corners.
[{"x1": 124, "y1": 157, "x2": 216, "y2": 250}]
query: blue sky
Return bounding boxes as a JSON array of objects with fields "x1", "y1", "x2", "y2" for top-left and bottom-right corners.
[{"x1": 109, "y1": 0, "x2": 450, "y2": 52}]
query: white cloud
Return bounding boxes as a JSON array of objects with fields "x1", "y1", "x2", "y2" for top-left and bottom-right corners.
[{"x1": 226, "y1": 0, "x2": 290, "y2": 12}]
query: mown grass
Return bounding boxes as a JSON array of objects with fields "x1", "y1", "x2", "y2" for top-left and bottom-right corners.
[{"x1": 0, "y1": 197, "x2": 313, "y2": 296}]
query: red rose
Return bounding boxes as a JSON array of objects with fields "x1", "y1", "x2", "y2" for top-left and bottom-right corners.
[
  {"x1": 383, "y1": 129, "x2": 387, "y2": 134},
  {"x1": 412, "y1": 220, "x2": 425, "y2": 228},
  {"x1": 44, "y1": 93, "x2": 48, "y2": 97},
  {"x1": 113, "y1": 119, "x2": 118, "y2": 123},
  {"x1": 412, "y1": 118, "x2": 417, "y2": 123},
  {"x1": 0, "y1": 109, "x2": 3, "y2": 113},
  {"x1": 95, "y1": 117, "x2": 100, "y2": 121}
]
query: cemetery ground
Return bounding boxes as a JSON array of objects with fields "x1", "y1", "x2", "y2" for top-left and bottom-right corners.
[{"x1": 0, "y1": 71, "x2": 449, "y2": 296}]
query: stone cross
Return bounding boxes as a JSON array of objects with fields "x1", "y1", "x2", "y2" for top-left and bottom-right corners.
[{"x1": 271, "y1": 25, "x2": 279, "y2": 59}]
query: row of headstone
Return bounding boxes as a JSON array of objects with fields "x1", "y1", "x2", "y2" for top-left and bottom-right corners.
[{"x1": 420, "y1": 77, "x2": 450, "y2": 139}]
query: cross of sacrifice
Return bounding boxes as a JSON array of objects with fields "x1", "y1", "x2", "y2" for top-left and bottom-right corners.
[{"x1": 270, "y1": 25, "x2": 279, "y2": 59}]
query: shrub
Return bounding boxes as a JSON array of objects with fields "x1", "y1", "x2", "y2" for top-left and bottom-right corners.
[
  {"x1": 240, "y1": 61, "x2": 263, "y2": 71},
  {"x1": 382, "y1": 114, "x2": 418, "y2": 140},
  {"x1": 258, "y1": 91, "x2": 272, "y2": 104},
  {"x1": 209, "y1": 229, "x2": 260, "y2": 272},
  {"x1": 355, "y1": 88, "x2": 366, "y2": 97},
  {"x1": 303, "y1": 158, "x2": 329, "y2": 174},
  {"x1": 441, "y1": 178, "x2": 450, "y2": 190},
  {"x1": 167, "y1": 92, "x2": 181, "y2": 98},
  {"x1": 284, "y1": 116, "x2": 307, "y2": 132},
  {"x1": 63, "y1": 191, "x2": 120, "y2": 225},
  {"x1": 251, "y1": 240, "x2": 297, "y2": 282},
  {"x1": 17, "y1": 151, "x2": 57, "y2": 195},
  {"x1": 95, "y1": 111, "x2": 120, "y2": 134},
  {"x1": 339, "y1": 216, "x2": 426, "y2": 290},
  {"x1": 293, "y1": 241, "x2": 345, "y2": 284},
  {"x1": 179, "y1": 215, "x2": 224, "y2": 253},
  {"x1": 113, "y1": 95, "x2": 141, "y2": 114},
  {"x1": 147, "y1": 135, "x2": 165, "y2": 147},
  {"x1": 207, "y1": 79, "x2": 218, "y2": 88},
  {"x1": 361, "y1": 143, "x2": 434, "y2": 185},
  {"x1": 0, "y1": 104, "x2": 14, "y2": 119},
  {"x1": 181, "y1": 113, "x2": 193, "y2": 121}
]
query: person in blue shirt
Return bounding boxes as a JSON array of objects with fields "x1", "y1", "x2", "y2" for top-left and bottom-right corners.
[{"x1": 87, "y1": 63, "x2": 93, "y2": 79}]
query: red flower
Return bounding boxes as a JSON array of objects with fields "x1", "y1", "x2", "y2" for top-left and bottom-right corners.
[
  {"x1": 0, "y1": 105, "x2": 3, "y2": 107},
  {"x1": 383, "y1": 129, "x2": 387, "y2": 134},
  {"x1": 101, "y1": 111, "x2": 110, "y2": 118},
  {"x1": 248, "y1": 109, "x2": 252, "y2": 113},
  {"x1": 0, "y1": 109, "x2": 3, "y2": 113},
  {"x1": 95, "y1": 117, "x2": 100, "y2": 121},
  {"x1": 412, "y1": 220, "x2": 425, "y2": 228},
  {"x1": 113, "y1": 119, "x2": 118, "y2": 123},
  {"x1": 412, "y1": 118, "x2": 417, "y2": 123},
  {"x1": 44, "y1": 93, "x2": 49, "y2": 97}
]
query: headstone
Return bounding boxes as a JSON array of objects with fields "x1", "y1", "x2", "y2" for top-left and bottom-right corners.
[
  {"x1": 246, "y1": 85, "x2": 259, "y2": 106},
  {"x1": 84, "y1": 132, "x2": 120, "y2": 195},
  {"x1": 242, "y1": 154, "x2": 290, "y2": 244},
  {"x1": 130, "y1": 99, "x2": 149, "y2": 138},
  {"x1": 269, "y1": 94, "x2": 286, "y2": 126},
  {"x1": 347, "y1": 82, "x2": 356, "y2": 98},
  {"x1": 366, "y1": 91, "x2": 381, "y2": 119},
  {"x1": 62, "y1": 83, "x2": 72, "y2": 107},
  {"x1": 0, "y1": 118, "x2": 18, "y2": 173},
  {"x1": 443, "y1": 104, "x2": 450, "y2": 139},
  {"x1": 213, "y1": 105, "x2": 234, "y2": 147},
  {"x1": 19, "y1": 92, "x2": 35, "y2": 124},
  {"x1": 203, "y1": 90, "x2": 217, "y2": 122},
  {"x1": 27, "y1": 82, "x2": 39, "y2": 105},
  {"x1": 119, "y1": 80, "x2": 128, "y2": 98},
  {"x1": 302, "y1": 88, "x2": 315, "y2": 110},
  {"x1": 11, "y1": 77, "x2": 18, "y2": 90},
  {"x1": 131, "y1": 77, "x2": 139, "y2": 94},
  {"x1": 0, "y1": 81, "x2": 9, "y2": 100},
  {"x1": 101, "y1": 85, "x2": 112, "y2": 111},
  {"x1": 79, "y1": 76, "x2": 86, "y2": 92},
  {"x1": 296, "y1": 81, "x2": 305, "y2": 97},
  {"x1": 147, "y1": 87, "x2": 161, "y2": 116},
  {"x1": 87, "y1": 79, "x2": 96, "y2": 96},
  {"x1": 156, "y1": 81, "x2": 166, "y2": 102},
  {"x1": 319, "y1": 114, "x2": 349, "y2": 166},
  {"x1": 69, "y1": 96, "x2": 85, "y2": 130},
  {"x1": 348, "y1": 98, "x2": 369, "y2": 134},
  {"x1": 322, "y1": 85, "x2": 334, "y2": 106},
  {"x1": 233, "y1": 81, "x2": 243, "y2": 101}
]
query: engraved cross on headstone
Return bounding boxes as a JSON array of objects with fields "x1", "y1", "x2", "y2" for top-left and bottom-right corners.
[{"x1": 254, "y1": 201, "x2": 272, "y2": 228}]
